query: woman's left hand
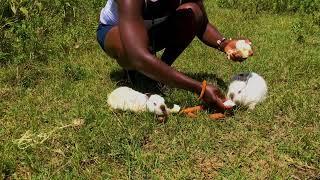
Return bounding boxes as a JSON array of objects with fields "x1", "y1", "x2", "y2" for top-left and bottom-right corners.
[{"x1": 223, "y1": 39, "x2": 254, "y2": 62}]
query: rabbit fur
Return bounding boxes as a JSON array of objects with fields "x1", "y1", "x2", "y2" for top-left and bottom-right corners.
[
  {"x1": 227, "y1": 72, "x2": 267, "y2": 109},
  {"x1": 107, "y1": 86, "x2": 180, "y2": 115}
]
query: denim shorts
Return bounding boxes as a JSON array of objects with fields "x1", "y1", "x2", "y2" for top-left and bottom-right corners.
[{"x1": 96, "y1": 23, "x2": 114, "y2": 50}]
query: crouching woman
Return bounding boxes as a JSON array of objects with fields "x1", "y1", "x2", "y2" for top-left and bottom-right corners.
[{"x1": 96, "y1": 0, "x2": 253, "y2": 111}]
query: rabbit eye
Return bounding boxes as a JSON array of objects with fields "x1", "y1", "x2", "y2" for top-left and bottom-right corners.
[
  {"x1": 238, "y1": 90, "x2": 242, "y2": 94},
  {"x1": 153, "y1": 102, "x2": 157, "y2": 106},
  {"x1": 229, "y1": 93, "x2": 235, "y2": 100}
]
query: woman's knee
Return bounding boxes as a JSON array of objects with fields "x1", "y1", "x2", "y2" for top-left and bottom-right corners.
[
  {"x1": 105, "y1": 47, "x2": 133, "y2": 69},
  {"x1": 103, "y1": 27, "x2": 135, "y2": 69},
  {"x1": 104, "y1": 27, "x2": 125, "y2": 59},
  {"x1": 177, "y1": 2, "x2": 204, "y2": 25}
]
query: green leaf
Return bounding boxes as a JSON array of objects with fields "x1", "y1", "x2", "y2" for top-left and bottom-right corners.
[
  {"x1": 10, "y1": 3, "x2": 17, "y2": 14},
  {"x1": 19, "y1": 7, "x2": 29, "y2": 17},
  {"x1": 35, "y1": 2, "x2": 43, "y2": 11}
]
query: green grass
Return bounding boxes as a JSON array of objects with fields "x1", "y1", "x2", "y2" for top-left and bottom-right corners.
[{"x1": 1, "y1": 5, "x2": 320, "y2": 180}]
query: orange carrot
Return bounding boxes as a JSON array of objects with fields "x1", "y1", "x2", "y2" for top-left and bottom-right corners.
[
  {"x1": 186, "y1": 112, "x2": 197, "y2": 118},
  {"x1": 198, "y1": 80, "x2": 207, "y2": 100},
  {"x1": 209, "y1": 113, "x2": 226, "y2": 120},
  {"x1": 180, "y1": 105, "x2": 204, "y2": 114}
]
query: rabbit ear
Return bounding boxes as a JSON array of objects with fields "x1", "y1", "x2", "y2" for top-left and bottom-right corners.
[
  {"x1": 245, "y1": 39, "x2": 252, "y2": 45},
  {"x1": 145, "y1": 93, "x2": 152, "y2": 98},
  {"x1": 232, "y1": 72, "x2": 252, "y2": 82}
]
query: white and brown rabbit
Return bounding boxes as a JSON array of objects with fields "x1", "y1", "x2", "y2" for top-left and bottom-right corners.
[{"x1": 226, "y1": 72, "x2": 267, "y2": 110}]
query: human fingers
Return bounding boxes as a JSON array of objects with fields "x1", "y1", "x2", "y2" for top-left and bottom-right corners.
[
  {"x1": 229, "y1": 51, "x2": 246, "y2": 62},
  {"x1": 248, "y1": 49, "x2": 254, "y2": 57},
  {"x1": 213, "y1": 95, "x2": 226, "y2": 112},
  {"x1": 206, "y1": 85, "x2": 226, "y2": 111},
  {"x1": 206, "y1": 85, "x2": 225, "y2": 99}
]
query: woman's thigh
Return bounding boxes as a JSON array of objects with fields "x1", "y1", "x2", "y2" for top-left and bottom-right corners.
[{"x1": 97, "y1": 24, "x2": 133, "y2": 69}]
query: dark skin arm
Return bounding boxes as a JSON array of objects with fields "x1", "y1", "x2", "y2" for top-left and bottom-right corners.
[
  {"x1": 117, "y1": 0, "x2": 226, "y2": 110},
  {"x1": 201, "y1": 23, "x2": 253, "y2": 61},
  {"x1": 191, "y1": 0, "x2": 253, "y2": 61}
]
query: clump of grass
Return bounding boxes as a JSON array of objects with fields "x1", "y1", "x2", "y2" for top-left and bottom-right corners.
[
  {"x1": 63, "y1": 63, "x2": 87, "y2": 81},
  {"x1": 217, "y1": 0, "x2": 320, "y2": 14},
  {"x1": 291, "y1": 19, "x2": 306, "y2": 43},
  {"x1": 0, "y1": 0, "x2": 103, "y2": 65},
  {"x1": 0, "y1": 160, "x2": 16, "y2": 180},
  {"x1": 313, "y1": 12, "x2": 320, "y2": 26}
]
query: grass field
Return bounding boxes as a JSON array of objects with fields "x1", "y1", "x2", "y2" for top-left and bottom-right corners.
[{"x1": 1, "y1": 2, "x2": 320, "y2": 179}]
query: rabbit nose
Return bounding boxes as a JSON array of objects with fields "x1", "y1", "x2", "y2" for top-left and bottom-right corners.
[
  {"x1": 229, "y1": 93, "x2": 235, "y2": 100},
  {"x1": 160, "y1": 105, "x2": 165, "y2": 110},
  {"x1": 160, "y1": 105, "x2": 168, "y2": 115},
  {"x1": 248, "y1": 50, "x2": 254, "y2": 56}
]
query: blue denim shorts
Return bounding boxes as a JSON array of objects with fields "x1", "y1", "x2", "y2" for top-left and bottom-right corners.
[{"x1": 96, "y1": 23, "x2": 114, "y2": 50}]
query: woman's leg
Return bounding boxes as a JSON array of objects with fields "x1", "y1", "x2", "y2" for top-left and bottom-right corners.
[
  {"x1": 99, "y1": 2, "x2": 207, "y2": 85},
  {"x1": 101, "y1": 2, "x2": 207, "y2": 68},
  {"x1": 149, "y1": 2, "x2": 207, "y2": 66},
  {"x1": 102, "y1": 26, "x2": 135, "y2": 70},
  {"x1": 100, "y1": 3, "x2": 208, "y2": 67}
]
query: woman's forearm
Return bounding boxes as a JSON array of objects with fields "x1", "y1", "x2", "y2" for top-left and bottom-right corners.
[
  {"x1": 192, "y1": 0, "x2": 229, "y2": 51},
  {"x1": 132, "y1": 51, "x2": 203, "y2": 94},
  {"x1": 199, "y1": 23, "x2": 229, "y2": 51}
]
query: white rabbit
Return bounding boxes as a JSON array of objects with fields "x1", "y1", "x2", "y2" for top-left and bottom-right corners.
[
  {"x1": 107, "y1": 86, "x2": 180, "y2": 116},
  {"x1": 227, "y1": 72, "x2": 267, "y2": 110}
]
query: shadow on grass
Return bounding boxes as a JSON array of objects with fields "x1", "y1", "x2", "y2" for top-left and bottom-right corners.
[
  {"x1": 109, "y1": 69, "x2": 162, "y2": 94},
  {"x1": 184, "y1": 72, "x2": 228, "y2": 92},
  {"x1": 109, "y1": 69, "x2": 228, "y2": 94}
]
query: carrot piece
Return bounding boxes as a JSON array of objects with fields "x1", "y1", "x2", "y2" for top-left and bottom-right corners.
[
  {"x1": 186, "y1": 112, "x2": 197, "y2": 118},
  {"x1": 209, "y1": 113, "x2": 225, "y2": 120},
  {"x1": 198, "y1": 80, "x2": 207, "y2": 100},
  {"x1": 180, "y1": 105, "x2": 204, "y2": 114}
]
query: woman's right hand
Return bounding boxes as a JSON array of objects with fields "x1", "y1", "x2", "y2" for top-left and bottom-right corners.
[{"x1": 201, "y1": 85, "x2": 227, "y2": 112}]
